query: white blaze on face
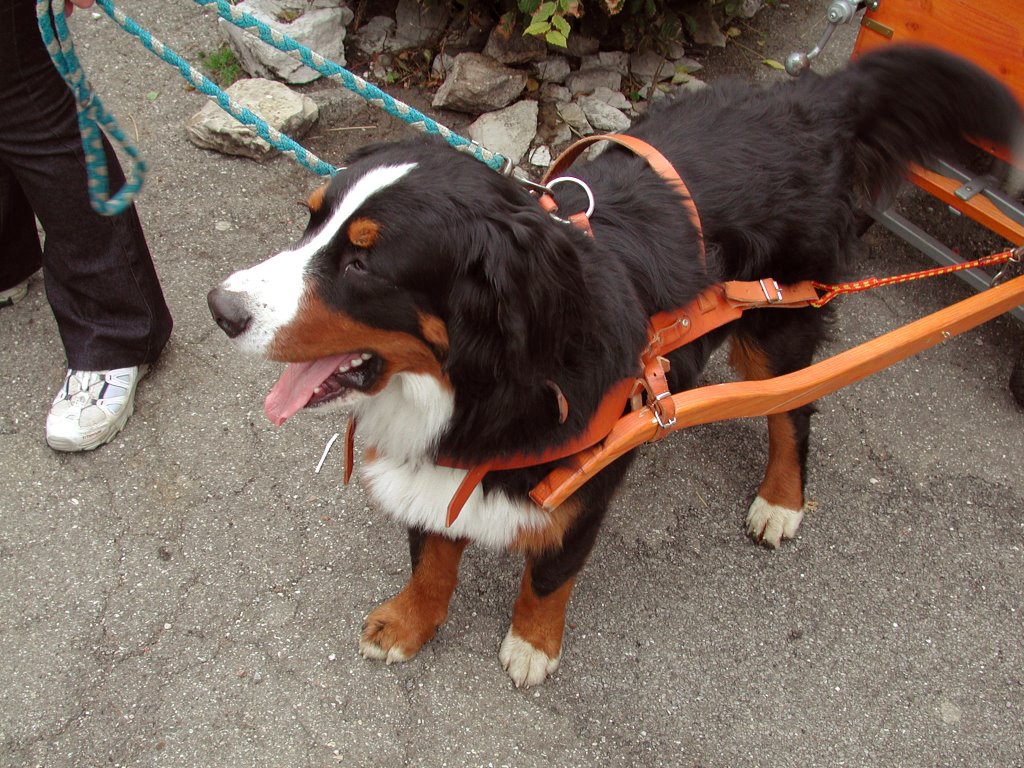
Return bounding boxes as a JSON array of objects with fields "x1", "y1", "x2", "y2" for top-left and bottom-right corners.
[{"x1": 217, "y1": 162, "x2": 418, "y2": 355}]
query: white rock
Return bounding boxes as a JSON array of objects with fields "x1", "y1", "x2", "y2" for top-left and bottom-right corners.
[
  {"x1": 467, "y1": 101, "x2": 539, "y2": 165},
  {"x1": 219, "y1": 3, "x2": 352, "y2": 85},
  {"x1": 351, "y1": 16, "x2": 395, "y2": 57},
  {"x1": 578, "y1": 96, "x2": 631, "y2": 133},
  {"x1": 529, "y1": 145, "x2": 552, "y2": 167},
  {"x1": 555, "y1": 101, "x2": 593, "y2": 136},
  {"x1": 535, "y1": 56, "x2": 571, "y2": 85},
  {"x1": 185, "y1": 78, "x2": 319, "y2": 161},
  {"x1": 565, "y1": 67, "x2": 621, "y2": 96}
]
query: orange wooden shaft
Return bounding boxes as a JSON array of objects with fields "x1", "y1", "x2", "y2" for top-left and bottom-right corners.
[{"x1": 531, "y1": 274, "x2": 1024, "y2": 510}]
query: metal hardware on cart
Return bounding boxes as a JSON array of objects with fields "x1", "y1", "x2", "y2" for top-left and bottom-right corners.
[
  {"x1": 992, "y1": 247, "x2": 1024, "y2": 286},
  {"x1": 785, "y1": 0, "x2": 870, "y2": 77}
]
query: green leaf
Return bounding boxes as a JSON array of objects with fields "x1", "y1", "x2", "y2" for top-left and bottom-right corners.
[
  {"x1": 551, "y1": 14, "x2": 571, "y2": 35},
  {"x1": 535, "y1": 1, "x2": 556, "y2": 20},
  {"x1": 523, "y1": 20, "x2": 551, "y2": 36},
  {"x1": 762, "y1": 58, "x2": 786, "y2": 70},
  {"x1": 145, "y1": 91, "x2": 159, "y2": 101},
  {"x1": 545, "y1": 29, "x2": 568, "y2": 47}
]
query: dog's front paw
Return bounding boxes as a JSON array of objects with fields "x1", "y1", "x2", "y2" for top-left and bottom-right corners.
[
  {"x1": 745, "y1": 496, "x2": 807, "y2": 548},
  {"x1": 359, "y1": 594, "x2": 443, "y2": 665},
  {"x1": 499, "y1": 628, "x2": 560, "y2": 688}
]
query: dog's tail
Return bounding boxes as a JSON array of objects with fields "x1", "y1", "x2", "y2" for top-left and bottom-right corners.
[{"x1": 827, "y1": 45, "x2": 1024, "y2": 201}]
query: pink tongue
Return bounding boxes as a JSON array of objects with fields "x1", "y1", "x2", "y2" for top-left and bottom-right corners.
[{"x1": 264, "y1": 354, "x2": 352, "y2": 426}]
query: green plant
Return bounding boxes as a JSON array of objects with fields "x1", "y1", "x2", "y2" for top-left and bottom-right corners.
[
  {"x1": 200, "y1": 45, "x2": 243, "y2": 88},
  {"x1": 508, "y1": 0, "x2": 757, "y2": 53},
  {"x1": 520, "y1": 0, "x2": 580, "y2": 48}
]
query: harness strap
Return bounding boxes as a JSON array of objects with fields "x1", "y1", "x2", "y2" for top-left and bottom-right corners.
[
  {"x1": 430, "y1": 278, "x2": 819, "y2": 525},
  {"x1": 434, "y1": 377, "x2": 638, "y2": 526},
  {"x1": 341, "y1": 134, "x2": 816, "y2": 525},
  {"x1": 540, "y1": 134, "x2": 707, "y2": 269},
  {"x1": 530, "y1": 270, "x2": 1024, "y2": 511}
]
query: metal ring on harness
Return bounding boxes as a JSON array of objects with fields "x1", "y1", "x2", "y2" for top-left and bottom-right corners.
[{"x1": 545, "y1": 176, "x2": 596, "y2": 224}]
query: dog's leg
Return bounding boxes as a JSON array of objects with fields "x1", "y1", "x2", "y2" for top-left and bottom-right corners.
[
  {"x1": 501, "y1": 496, "x2": 613, "y2": 688},
  {"x1": 499, "y1": 560, "x2": 575, "y2": 688},
  {"x1": 360, "y1": 529, "x2": 468, "y2": 664},
  {"x1": 730, "y1": 320, "x2": 819, "y2": 548}
]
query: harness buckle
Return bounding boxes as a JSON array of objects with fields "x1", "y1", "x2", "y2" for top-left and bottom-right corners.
[
  {"x1": 760, "y1": 278, "x2": 784, "y2": 304},
  {"x1": 652, "y1": 391, "x2": 677, "y2": 429}
]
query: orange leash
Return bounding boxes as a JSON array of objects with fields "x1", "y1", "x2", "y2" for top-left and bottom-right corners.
[{"x1": 811, "y1": 249, "x2": 1021, "y2": 306}]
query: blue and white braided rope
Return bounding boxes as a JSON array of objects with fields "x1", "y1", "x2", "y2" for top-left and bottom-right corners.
[
  {"x1": 36, "y1": 0, "x2": 509, "y2": 215},
  {"x1": 94, "y1": 0, "x2": 337, "y2": 176},
  {"x1": 36, "y1": 0, "x2": 147, "y2": 215},
  {"x1": 192, "y1": 0, "x2": 507, "y2": 172}
]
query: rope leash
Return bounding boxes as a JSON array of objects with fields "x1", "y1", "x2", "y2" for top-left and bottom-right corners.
[
  {"x1": 37, "y1": 0, "x2": 147, "y2": 216},
  {"x1": 810, "y1": 248, "x2": 1023, "y2": 306},
  {"x1": 193, "y1": 0, "x2": 506, "y2": 172},
  {"x1": 36, "y1": 0, "x2": 508, "y2": 215}
]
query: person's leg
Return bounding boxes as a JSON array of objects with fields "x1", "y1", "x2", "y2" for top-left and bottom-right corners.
[
  {"x1": 0, "y1": 0, "x2": 173, "y2": 449},
  {"x1": 0, "y1": 163, "x2": 43, "y2": 305},
  {"x1": 0, "y1": 0, "x2": 172, "y2": 369}
]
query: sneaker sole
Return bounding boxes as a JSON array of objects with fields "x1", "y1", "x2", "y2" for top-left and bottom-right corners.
[
  {"x1": 45, "y1": 364, "x2": 149, "y2": 452},
  {"x1": 45, "y1": 397, "x2": 136, "y2": 452},
  {"x1": 0, "y1": 282, "x2": 29, "y2": 308}
]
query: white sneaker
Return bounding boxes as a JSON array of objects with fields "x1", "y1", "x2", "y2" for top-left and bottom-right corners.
[
  {"x1": 0, "y1": 279, "x2": 29, "y2": 308},
  {"x1": 45, "y1": 365, "x2": 149, "y2": 452}
]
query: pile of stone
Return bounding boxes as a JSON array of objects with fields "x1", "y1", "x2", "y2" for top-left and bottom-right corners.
[{"x1": 186, "y1": 0, "x2": 763, "y2": 169}]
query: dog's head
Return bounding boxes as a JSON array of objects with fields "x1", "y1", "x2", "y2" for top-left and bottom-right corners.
[{"x1": 208, "y1": 138, "x2": 637, "y2": 455}]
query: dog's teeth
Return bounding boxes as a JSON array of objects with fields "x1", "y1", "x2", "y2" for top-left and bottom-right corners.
[
  {"x1": 314, "y1": 386, "x2": 323, "y2": 394},
  {"x1": 361, "y1": 353, "x2": 372, "y2": 361},
  {"x1": 351, "y1": 357, "x2": 363, "y2": 368}
]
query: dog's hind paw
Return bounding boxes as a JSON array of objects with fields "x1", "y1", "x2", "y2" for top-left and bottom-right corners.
[
  {"x1": 746, "y1": 496, "x2": 807, "y2": 548},
  {"x1": 499, "y1": 629, "x2": 560, "y2": 688}
]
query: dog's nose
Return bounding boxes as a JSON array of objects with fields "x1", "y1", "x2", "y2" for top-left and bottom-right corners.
[{"x1": 207, "y1": 286, "x2": 251, "y2": 339}]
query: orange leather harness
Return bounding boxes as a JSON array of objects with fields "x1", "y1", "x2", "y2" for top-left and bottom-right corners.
[
  {"x1": 341, "y1": 134, "x2": 1024, "y2": 526},
  {"x1": 344, "y1": 135, "x2": 821, "y2": 525}
]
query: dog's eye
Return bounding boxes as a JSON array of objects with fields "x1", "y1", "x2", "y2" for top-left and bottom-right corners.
[{"x1": 345, "y1": 259, "x2": 367, "y2": 275}]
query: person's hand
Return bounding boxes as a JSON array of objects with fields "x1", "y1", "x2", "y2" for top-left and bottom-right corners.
[{"x1": 64, "y1": 0, "x2": 95, "y2": 16}]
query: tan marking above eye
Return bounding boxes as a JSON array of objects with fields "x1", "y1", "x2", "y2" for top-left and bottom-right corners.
[
  {"x1": 348, "y1": 217, "x2": 381, "y2": 248},
  {"x1": 418, "y1": 313, "x2": 449, "y2": 351},
  {"x1": 306, "y1": 185, "x2": 327, "y2": 213}
]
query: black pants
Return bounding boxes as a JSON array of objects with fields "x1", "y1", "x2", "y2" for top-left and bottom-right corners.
[{"x1": 0, "y1": 0, "x2": 172, "y2": 370}]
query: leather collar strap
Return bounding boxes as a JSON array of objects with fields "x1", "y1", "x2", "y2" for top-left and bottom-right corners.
[{"x1": 541, "y1": 134, "x2": 707, "y2": 269}]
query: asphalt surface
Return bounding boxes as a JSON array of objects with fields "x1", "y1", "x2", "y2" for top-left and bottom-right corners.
[{"x1": 1, "y1": 2, "x2": 1022, "y2": 767}]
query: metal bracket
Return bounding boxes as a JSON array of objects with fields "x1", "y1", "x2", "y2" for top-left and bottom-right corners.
[
  {"x1": 954, "y1": 174, "x2": 993, "y2": 201},
  {"x1": 785, "y1": 0, "x2": 865, "y2": 77}
]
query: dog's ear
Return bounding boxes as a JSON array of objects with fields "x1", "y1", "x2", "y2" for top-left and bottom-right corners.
[{"x1": 446, "y1": 202, "x2": 592, "y2": 388}]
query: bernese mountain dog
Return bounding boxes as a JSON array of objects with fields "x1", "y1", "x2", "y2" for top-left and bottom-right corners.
[{"x1": 208, "y1": 46, "x2": 1022, "y2": 687}]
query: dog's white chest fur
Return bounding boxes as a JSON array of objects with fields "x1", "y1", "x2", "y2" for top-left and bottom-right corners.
[{"x1": 353, "y1": 373, "x2": 546, "y2": 548}]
